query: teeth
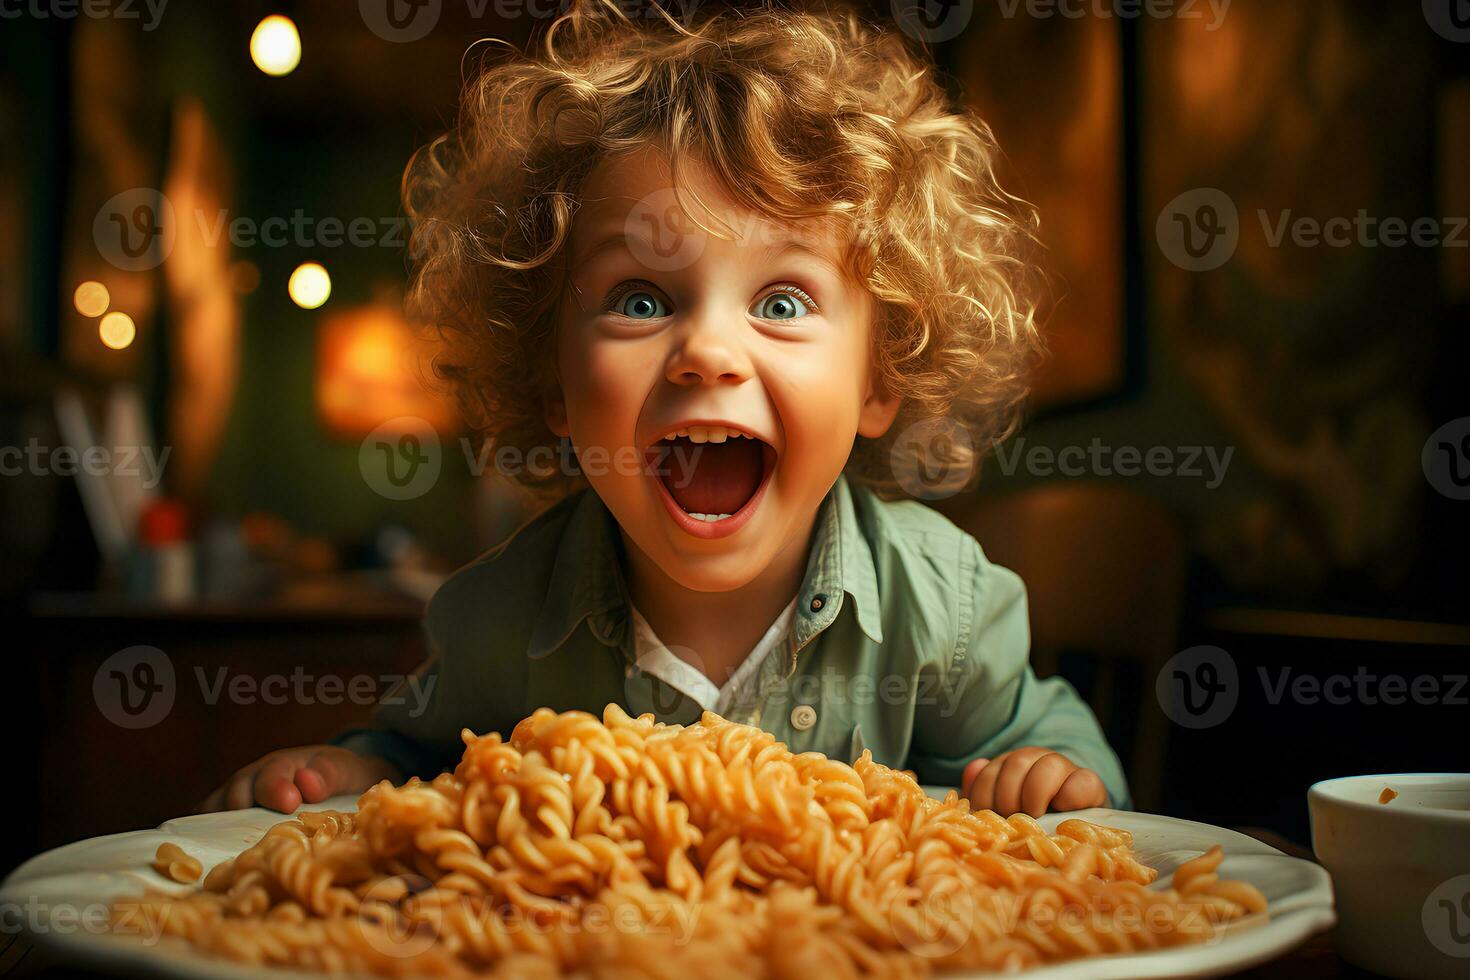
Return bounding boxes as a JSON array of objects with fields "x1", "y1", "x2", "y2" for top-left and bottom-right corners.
[
  {"x1": 668, "y1": 424, "x2": 755, "y2": 443},
  {"x1": 685, "y1": 512, "x2": 733, "y2": 522}
]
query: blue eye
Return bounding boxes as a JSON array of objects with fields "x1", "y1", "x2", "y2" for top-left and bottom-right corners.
[
  {"x1": 616, "y1": 290, "x2": 669, "y2": 319},
  {"x1": 751, "y1": 291, "x2": 811, "y2": 320}
]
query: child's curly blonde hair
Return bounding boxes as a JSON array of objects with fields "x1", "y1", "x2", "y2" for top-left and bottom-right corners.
[{"x1": 405, "y1": 0, "x2": 1042, "y2": 498}]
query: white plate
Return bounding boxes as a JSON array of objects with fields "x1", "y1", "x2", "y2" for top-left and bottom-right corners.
[{"x1": 2, "y1": 801, "x2": 1334, "y2": 979}]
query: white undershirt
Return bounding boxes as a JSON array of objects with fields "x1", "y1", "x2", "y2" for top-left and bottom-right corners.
[{"x1": 627, "y1": 597, "x2": 798, "y2": 715}]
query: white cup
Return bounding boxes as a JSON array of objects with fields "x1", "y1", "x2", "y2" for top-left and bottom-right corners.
[{"x1": 1309, "y1": 774, "x2": 1470, "y2": 980}]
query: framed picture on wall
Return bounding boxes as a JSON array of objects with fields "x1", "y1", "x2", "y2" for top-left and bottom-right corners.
[{"x1": 945, "y1": 11, "x2": 1139, "y2": 411}]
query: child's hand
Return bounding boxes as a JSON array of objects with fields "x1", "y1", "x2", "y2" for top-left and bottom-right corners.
[
  {"x1": 197, "y1": 746, "x2": 401, "y2": 814},
  {"x1": 961, "y1": 748, "x2": 1107, "y2": 818}
]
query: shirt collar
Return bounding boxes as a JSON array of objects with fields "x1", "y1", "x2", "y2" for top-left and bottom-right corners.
[
  {"x1": 525, "y1": 475, "x2": 884, "y2": 661},
  {"x1": 793, "y1": 475, "x2": 885, "y2": 647}
]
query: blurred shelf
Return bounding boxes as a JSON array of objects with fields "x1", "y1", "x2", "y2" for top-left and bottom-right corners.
[{"x1": 29, "y1": 579, "x2": 425, "y2": 626}]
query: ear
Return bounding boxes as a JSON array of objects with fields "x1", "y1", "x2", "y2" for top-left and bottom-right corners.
[
  {"x1": 856, "y1": 378, "x2": 901, "y2": 440},
  {"x1": 544, "y1": 383, "x2": 570, "y2": 438}
]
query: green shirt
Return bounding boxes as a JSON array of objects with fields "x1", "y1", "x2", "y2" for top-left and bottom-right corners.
[{"x1": 338, "y1": 476, "x2": 1131, "y2": 807}]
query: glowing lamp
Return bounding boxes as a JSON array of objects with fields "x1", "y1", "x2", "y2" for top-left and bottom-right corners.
[{"x1": 250, "y1": 15, "x2": 301, "y2": 77}]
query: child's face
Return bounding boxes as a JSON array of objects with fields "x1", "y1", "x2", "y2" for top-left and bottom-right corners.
[{"x1": 548, "y1": 147, "x2": 899, "y2": 593}]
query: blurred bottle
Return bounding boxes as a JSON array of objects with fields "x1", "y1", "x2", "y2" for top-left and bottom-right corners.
[{"x1": 133, "y1": 498, "x2": 196, "y2": 603}]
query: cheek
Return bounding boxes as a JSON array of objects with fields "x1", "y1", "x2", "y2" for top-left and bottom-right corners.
[
  {"x1": 559, "y1": 334, "x2": 662, "y2": 443},
  {"x1": 762, "y1": 332, "x2": 870, "y2": 462}
]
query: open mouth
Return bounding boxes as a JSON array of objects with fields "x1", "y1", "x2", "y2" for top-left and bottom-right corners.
[{"x1": 645, "y1": 424, "x2": 776, "y2": 535}]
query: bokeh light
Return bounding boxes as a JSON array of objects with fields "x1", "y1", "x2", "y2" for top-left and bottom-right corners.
[
  {"x1": 99, "y1": 311, "x2": 137, "y2": 350},
  {"x1": 250, "y1": 15, "x2": 301, "y2": 77},
  {"x1": 73, "y1": 281, "x2": 110, "y2": 318},
  {"x1": 288, "y1": 262, "x2": 331, "y2": 309}
]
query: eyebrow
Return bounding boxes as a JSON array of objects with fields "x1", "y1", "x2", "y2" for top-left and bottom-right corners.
[
  {"x1": 768, "y1": 238, "x2": 848, "y2": 279},
  {"x1": 569, "y1": 225, "x2": 849, "y2": 280},
  {"x1": 569, "y1": 231, "x2": 638, "y2": 274}
]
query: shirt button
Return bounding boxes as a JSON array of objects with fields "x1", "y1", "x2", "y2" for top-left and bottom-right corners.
[
  {"x1": 810, "y1": 594, "x2": 827, "y2": 612},
  {"x1": 790, "y1": 704, "x2": 817, "y2": 731}
]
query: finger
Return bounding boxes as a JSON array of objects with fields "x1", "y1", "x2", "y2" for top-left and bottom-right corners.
[
  {"x1": 994, "y1": 752, "x2": 1051, "y2": 816},
  {"x1": 1053, "y1": 768, "x2": 1107, "y2": 812},
  {"x1": 1020, "y1": 754, "x2": 1075, "y2": 818},
  {"x1": 967, "y1": 753, "x2": 1008, "y2": 812},
  {"x1": 196, "y1": 786, "x2": 226, "y2": 814},
  {"x1": 254, "y1": 757, "x2": 303, "y2": 813},
  {"x1": 961, "y1": 757, "x2": 990, "y2": 798},
  {"x1": 224, "y1": 770, "x2": 259, "y2": 811},
  {"x1": 296, "y1": 752, "x2": 345, "y2": 803}
]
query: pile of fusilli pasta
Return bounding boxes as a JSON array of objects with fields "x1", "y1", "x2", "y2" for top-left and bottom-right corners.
[{"x1": 111, "y1": 705, "x2": 1267, "y2": 977}]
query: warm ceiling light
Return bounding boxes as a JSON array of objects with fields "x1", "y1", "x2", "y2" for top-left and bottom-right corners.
[
  {"x1": 288, "y1": 262, "x2": 331, "y2": 309},
  {"x1": 73, "y1": 281, "x2": 110, "y2": 318},
  {"x1": 250, "y1": 15, "x2": 301, "y2": 77},
  {"x1": 99, "y1": 311, "x2": 137, "y2": 350}
]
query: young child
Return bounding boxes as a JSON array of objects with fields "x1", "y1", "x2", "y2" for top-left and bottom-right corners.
[{"x1": 203, "y1": 0, "x2": 1129, "y2": 819}]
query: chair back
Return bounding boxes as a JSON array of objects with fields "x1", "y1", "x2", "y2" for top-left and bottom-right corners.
[{"x1": 938, "y1": 483, "x2": 1188, "y2": 810}]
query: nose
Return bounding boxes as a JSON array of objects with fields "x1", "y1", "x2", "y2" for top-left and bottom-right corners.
[{"x1": 664, "y1": 313, "x2": 752, "y2": 387}]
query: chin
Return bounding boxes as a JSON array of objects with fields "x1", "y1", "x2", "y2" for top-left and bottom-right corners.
[{"x1": 652, "y1": 545, "x2": 772, "y2": 594}]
